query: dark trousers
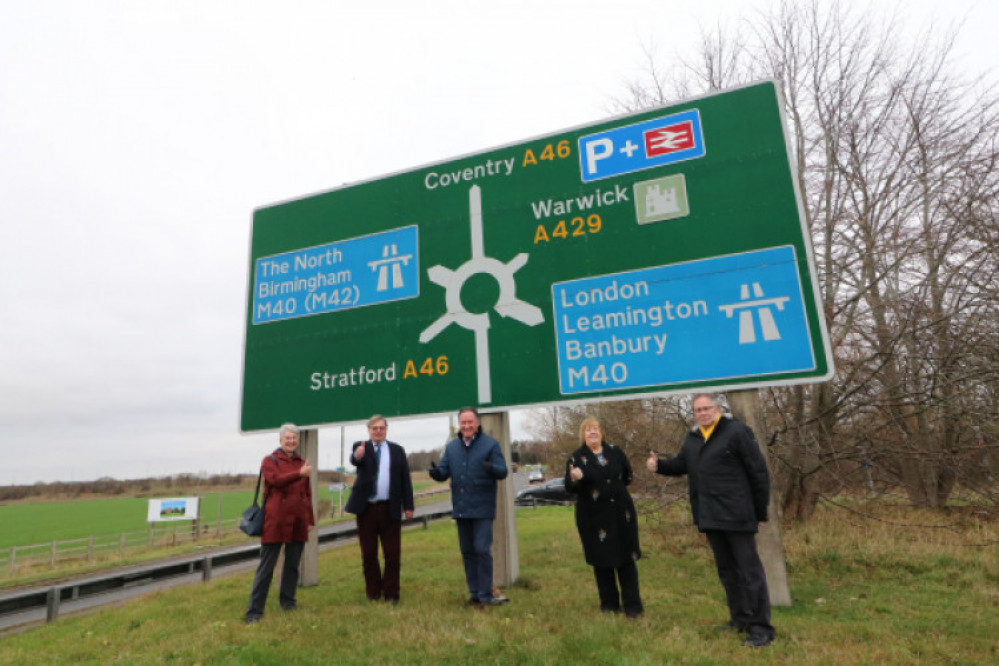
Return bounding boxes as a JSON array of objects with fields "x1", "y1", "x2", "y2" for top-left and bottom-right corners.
[
  {"x1": 356, "y1": 502, "x2": 402, "y2": 601},
  {"x1": 593, "y1": 560, "x2": 643, "y2": 613},
  {"x1": 245, "y1": 541, "x2": 305, "y2": 620},
  {"x1": 456, "y1": 517, "x2": 495, "y2": 601},
  {"x1": 704, "y1": 530, "x2": 775, "y2": 639}
]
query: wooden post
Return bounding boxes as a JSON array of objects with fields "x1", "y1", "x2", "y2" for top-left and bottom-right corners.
[
  {"x1": 193, "y1": 494, "x2": 201, "y2": 541},
  {"x1": 480, "y1": 412, "x2": 519, "y2": 587},
  {"x1": 298, "y1": 427, "x2": 320, "y2": 587},
  {"x1": 46, "y1": 587, "x2": 61, "y2": 623},
  {"x1": 727, "y1": 389, "x2": 792, "y2": 606}
]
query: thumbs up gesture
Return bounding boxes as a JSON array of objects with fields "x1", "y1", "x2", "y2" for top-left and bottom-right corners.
[{"x1": 646, "y1": 450, "x2": 658, "y2": 473}]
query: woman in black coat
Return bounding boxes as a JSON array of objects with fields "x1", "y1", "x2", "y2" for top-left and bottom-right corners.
[{"x1": 565, "y1": 416, "x2": 643, "y2": 618}]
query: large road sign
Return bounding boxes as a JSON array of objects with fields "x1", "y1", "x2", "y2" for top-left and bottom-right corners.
[{"x1": 241, "y1": 80, "x2": 833, "y2": 432}]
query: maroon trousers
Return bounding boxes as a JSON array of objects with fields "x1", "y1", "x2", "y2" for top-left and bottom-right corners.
[{"x1": 356, "y1": 502, "x2": 402, "y2": 601}]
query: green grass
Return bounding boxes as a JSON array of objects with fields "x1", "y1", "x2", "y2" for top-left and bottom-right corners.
[
  {"x1": 0, "y1": 482, "x2": 443, "y2": 549},
  {"x1": 1, "y1": 504, "x2": 995, "y2": 664},
  {"x1": 0, "y1": 482, "x2": 444, "y2": 588}
]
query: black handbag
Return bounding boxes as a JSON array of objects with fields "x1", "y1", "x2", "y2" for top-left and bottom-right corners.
[{"x1": 239, "y1": 460, "x2": 271, "y2": 536}]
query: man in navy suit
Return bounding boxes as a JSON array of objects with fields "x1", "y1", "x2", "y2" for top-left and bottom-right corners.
[{"x1": 345, "y1": 414, "x2": 415, "y2": 604}]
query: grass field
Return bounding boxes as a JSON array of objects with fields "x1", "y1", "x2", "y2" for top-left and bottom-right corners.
[
  {"x1": 0, "y1": 503, "x2": 995, "y2": 664},
  {"x1": 0, "y1": 481, "x2": 443, "y2": 550}
]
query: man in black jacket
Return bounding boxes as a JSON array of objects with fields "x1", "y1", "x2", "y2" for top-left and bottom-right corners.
[
  {"x1": 647, "y1": 393, "x2": 776, "y2": 648},
  {"x1": 345, "y1": 415, "x2": 414, "y2": 604}
]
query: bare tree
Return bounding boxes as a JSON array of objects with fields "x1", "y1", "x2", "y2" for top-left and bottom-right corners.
[{"x1": 601, "y1": 0, "x2": 999, "y2": 516}]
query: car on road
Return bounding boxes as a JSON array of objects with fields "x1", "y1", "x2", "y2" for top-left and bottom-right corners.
[
  {"x1": 515, "y1": 477, "x2": 574, "y2": 505},
  {"x1": 528, "y1": 468, "x2": 545, "y2": 484}
]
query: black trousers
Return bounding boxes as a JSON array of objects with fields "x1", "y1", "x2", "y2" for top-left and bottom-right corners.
[
  {"x1": 356, "y1": 502, "x2": 402, "y2": 601},
  {"x1": 704, "y1": 530, "x2": 775, "y2": 639},
  {"x1": 245, "y1": 541, "x2": 305, "y2": 620},
  {"x1": 592, "y1": 559, "x2": 643, "y2": 614}
]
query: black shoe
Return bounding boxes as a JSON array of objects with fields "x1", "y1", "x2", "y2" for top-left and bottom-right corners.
[
  {"x1": 244, "y1": 616, "x2": 261, "y2": 624},
  {"x1": 467, "y1": 597, "x2": 482, "y2": 606},
  {"x1": 625, "y1": 611, "x2": 643, "y2": 620},
  {"x1": 743, "y1": 633, "x2": 774, "y2": 648},
  {"x1": 281, "y1": 603, "x2": 298, "y2": 611},
  {"x1": 387, "y1": 598, "x2": 399, "y2": 606}
]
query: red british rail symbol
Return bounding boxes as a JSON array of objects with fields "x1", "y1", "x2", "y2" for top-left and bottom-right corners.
[{"x1": 644, "y1": 120, "x2": 696, "y2": 157}]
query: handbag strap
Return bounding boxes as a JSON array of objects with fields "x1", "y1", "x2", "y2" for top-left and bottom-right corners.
[{"x1": 253, "y1": 454, "x2": 281, "y2": 505}]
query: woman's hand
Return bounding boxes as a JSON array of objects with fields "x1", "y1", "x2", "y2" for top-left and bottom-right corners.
[{"x1": 646, "y1": 451, "x2": 658, "y2": 473}]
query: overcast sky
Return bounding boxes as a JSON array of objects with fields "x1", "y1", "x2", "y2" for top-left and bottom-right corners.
[{"x1": 1, "y1": 0, "x2": 995, "y2": 484}]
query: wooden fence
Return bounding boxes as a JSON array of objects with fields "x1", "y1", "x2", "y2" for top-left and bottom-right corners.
[{"x1": 0, "y1": 486, "x2": 451, "y2": 575}]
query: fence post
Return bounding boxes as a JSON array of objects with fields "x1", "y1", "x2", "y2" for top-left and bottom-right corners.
[
  {"x1": 149, "y1": 526, "x2": 154, "y2": 547},
  {"x1": 120, "y1": 532, "x2": 126, "y2": 555},
  {"x1": 9, "y1": 546, "x2": 15, "y2": 573},
  {"x1": 202, "y1": 555, "x2": 212, "y2": 582},
  {"x1": 51, "y1": 540, "x2": 57, "y2": 566},
  {"x1": 88, "y1": 536, "x2": 94, "y2": 561},
  {"x1": 46, "y1": 587, "x2": 61, "y2": 622}
]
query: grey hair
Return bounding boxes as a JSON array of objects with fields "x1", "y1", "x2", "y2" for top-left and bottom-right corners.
[
  {"x1": 691, "y1": 393, "x2": 720, "y2": 406},
  {"x1": 278, "y1": 423, "x2": 300, "y2": 439}
]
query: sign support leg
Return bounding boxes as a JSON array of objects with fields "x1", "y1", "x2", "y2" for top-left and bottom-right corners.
[
  {"x1": 299, "y1": 428, "x2": 320, "y2": 587},
  {"x1": 728, "y1": 389, "x2": 791, "y2": 606},
  {"x1": 481, "y1": 412, "x2": 519, "y2": 587}
]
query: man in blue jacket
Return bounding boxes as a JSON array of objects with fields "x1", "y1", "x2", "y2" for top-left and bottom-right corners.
[
  {"x1": 647, "y1": 393, "x2": 776, "y2": 648},
  {"x1": 429, "y1": 407, "x2": 509, "y2": 606}
]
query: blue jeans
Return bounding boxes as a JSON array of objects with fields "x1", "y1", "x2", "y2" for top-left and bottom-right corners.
[{"x1": 456, "y1": 518, "x2": 494, "y2": 601}]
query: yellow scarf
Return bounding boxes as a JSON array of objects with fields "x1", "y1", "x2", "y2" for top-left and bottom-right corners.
[{"x1": 699, "y1": 413, "x2": 722, "y2": 442}]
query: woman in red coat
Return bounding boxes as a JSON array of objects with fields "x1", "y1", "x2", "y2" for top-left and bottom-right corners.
[{"x1": 245, "y1": 423, "x2": 315, "y2": 623}]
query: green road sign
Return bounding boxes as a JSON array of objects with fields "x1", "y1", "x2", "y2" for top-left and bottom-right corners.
[{"x1": 241, "y1": 80, "x2": 833, "y2": 432}]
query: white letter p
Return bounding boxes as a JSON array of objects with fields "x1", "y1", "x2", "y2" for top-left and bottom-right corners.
[{"x1": 584, "y1": 138, "x2": 614, "y2": 175}]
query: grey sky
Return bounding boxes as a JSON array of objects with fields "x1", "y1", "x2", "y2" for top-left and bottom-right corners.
[{"x1": 1, "y1": 0, "x2": 994, "y2": 484}]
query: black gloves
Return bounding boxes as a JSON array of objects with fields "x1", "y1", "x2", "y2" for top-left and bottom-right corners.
[
  {"x1": 428, "y1": 461, "x2": 444, "y2": 481},
  {"x1": 481, "y1": 460, "x2": 494, "y2": 474}
]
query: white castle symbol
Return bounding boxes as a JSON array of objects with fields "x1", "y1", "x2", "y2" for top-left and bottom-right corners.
[{"x1": 645, "y1": 184, "x2": 679, "y2": 217}]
